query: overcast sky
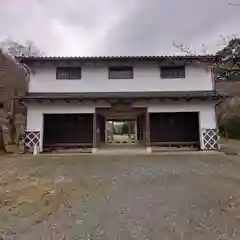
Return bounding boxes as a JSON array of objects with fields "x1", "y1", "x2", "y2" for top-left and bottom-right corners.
[{"x1": 0, "y1": 0, "x2": 240, "y2": 56}]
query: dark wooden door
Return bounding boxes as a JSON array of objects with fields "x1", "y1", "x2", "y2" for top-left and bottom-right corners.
[
  {"x1": 97, "y1": 114, "x2": 105, "y2": 144},
  {"x1": 137, "y1": 113, "x2": 145, "y2": 141},
  {"x1": 150, "y1": 112, "x2": 199, "y2": 143},
  {"x1": 43, "y1": 114, "x2": 93, "y2": 147}
]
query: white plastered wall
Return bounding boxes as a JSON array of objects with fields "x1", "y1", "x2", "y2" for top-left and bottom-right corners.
[
  {"x1": 29, "y1": 64, "x2": 213, "y2": 93},
  {"x1": 26, "y1": 103, "x2": 99, "y2": 152}
]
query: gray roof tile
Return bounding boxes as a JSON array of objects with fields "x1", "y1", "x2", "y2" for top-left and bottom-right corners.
[
  {"x1": 18, "y1": 55, "x2": 217, "y2": 63},
  {"x1": 20, "y1": 90, "x2": 227, "y2": 101}
]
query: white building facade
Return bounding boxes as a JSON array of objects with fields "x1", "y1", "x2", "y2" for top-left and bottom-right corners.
[{"x1": 20, "y1": 55, "x2": 225, "y2": 152}]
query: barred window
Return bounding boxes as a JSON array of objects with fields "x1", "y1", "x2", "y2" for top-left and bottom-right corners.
[
  {"x1": 56, "y1": 67, "x2": 81, "y2": 79},
  {"x1": 109, "y1": 66, "x2": 133, "y2": 79},
  {"x1": 160, "y1": 66, "x2": 186, "y2": 79}
]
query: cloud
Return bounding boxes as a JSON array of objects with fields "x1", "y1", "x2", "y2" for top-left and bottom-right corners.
[
  {"x1": 0, "y1": 0, "x2": 239, "y2": 56},
  {"x1": 96, "y1": 0, "x2": 240, "y2": 55}
]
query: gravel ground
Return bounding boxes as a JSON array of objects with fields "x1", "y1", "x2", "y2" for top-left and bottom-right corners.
[{"x1": 1, "y1": 153, "x2": 240, "y2": 239}]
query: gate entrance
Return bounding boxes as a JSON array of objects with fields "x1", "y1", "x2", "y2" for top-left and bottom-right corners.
[
  {"x1": 106, "y1": 120, "x2": 137, "y2": 145},
  {"x1": 96, "y1": 105, "x2": 147, "y2": 148}
]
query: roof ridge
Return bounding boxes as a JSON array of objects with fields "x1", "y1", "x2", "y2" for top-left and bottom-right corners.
[{"x1": 18, "y1": 55, "x2": 216, "y2": 62}]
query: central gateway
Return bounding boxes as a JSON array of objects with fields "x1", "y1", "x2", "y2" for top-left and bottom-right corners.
[{"x1": 95, "y1": 104, "x2": 148, "y2": 148}]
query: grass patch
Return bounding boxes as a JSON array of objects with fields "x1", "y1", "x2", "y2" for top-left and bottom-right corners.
[{"x1": 221, "y1": 138, "x2": 240, "y2": 144}]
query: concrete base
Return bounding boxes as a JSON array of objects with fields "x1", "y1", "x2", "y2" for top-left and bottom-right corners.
[
  {"x1": 92, "y1": 148, "x2": 98, "y2": 153},
  {"x1": 146, "y1": 147, "x2": 152, "y2": 153}
]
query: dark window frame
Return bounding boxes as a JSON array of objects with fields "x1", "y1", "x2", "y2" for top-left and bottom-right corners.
[
  {"x1": 56, "y1": 67, "x2": 82, "y2": 80},
  {"x1": 160, "y1": 66, "x2": 186, "y2": 79},
  {"x1": 108, "y1": 66, "x2": 134, "y2": 79}
]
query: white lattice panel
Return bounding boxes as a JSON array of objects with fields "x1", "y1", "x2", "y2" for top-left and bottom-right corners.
[
  {"x1": 25, "y1": 131, "x2": 40, "y2": 151},
  {"x1": 202, "y1": 129, "x2": 219, "y2": 150}
]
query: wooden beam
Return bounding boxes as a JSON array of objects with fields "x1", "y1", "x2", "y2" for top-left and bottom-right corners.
[
  {"x1": 92, "y1": 111, "x2": 97, "y2": 149},
  {"x1": 36, "y1": 99, "x2": 42, "y2": 104},
  {"x1": 145, "y1": 111, "x2": 150, "y2": 146}
]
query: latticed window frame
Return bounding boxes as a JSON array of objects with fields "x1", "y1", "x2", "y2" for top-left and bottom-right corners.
[
  {"x1": 56, "y1": 67, "x2": 81, "y2": 80},
  {"x1": 24, "y1": 131, "x2": 41, "y2": 151},
  {"x1": 109, "y1": 66, "x2": 134, "y2": 79},
  {"x1": 202, "y1": 129, "x2": 220, "y2": 150},
  {"x1": 160, "y1": 66, "x2": 186, "y2": 79}
]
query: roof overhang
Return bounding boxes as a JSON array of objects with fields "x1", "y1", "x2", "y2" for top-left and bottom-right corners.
[
  {"x1": 20, "y1": 91, "x2": 228, "y2": 104},
  {"x1": 17, "y1": 55, "x2": 218, "y2": 65}
]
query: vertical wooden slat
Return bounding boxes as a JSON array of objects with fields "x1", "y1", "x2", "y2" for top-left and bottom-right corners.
[
  {"x1": 145, "y1": 111, "x2": 150, "y2": 146},
  {"x1": 92, "y1": 111, "x2": 97, "y2": 148},
  {"x1": 134, "y1": 120, "x2": 137, "y2": 141}
]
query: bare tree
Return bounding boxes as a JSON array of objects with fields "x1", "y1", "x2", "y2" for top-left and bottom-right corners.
[
  {"x1": 217, "y1": 97, "x2": 240, "y2": 137},
  {"x1": 173, "y1": 35, "x2": 240, "y2": 139},
  {"x1": 0, "y1": 38, "x2": 42, "y2": 57},
  {"x1": 0, "y1": 39, "x2": 41, "y2": 150},
  {"x1": 172, "y1": 41, "x2": 197, "y2": 55}
]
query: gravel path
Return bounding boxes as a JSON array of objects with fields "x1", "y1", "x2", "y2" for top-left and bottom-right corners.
[{"x1": 1, "y1": 154, "x2": 240, "y2": 239}]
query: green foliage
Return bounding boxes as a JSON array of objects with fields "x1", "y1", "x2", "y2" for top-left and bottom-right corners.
[
  {"x1": 121, "y1": 122, "x2": 135, "y2": 135},
  {"x1": 220, "y1": 115, "x2": 240, "y2": 139},
  {"x1": 216, "y1": 38, "x2": 240, "y2": 81},
  {"x1": 129, "y1": 122, "x2": 135, "y2": 134},
  {"x1": 121, "y1": 123, "x2": 129, "y2": 135},
  {"x1": 216, "y1": 69, "x2": 240, "y2": 81}
]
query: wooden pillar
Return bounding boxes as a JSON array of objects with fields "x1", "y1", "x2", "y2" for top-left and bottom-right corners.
[
  {"x1": 134, "y1": 120, "x2": 138, "y2": 141},
  {"x1": 145, "y1": 111, "x2": 150, "y2": 147},
  {"x1": 92, "y1": 111, "x2": 97, "y2": 151}
]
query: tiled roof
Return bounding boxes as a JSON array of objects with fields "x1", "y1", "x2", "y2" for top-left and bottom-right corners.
[
  {"x1": 18, "y1": 55, "x2": 217, "y2": 62},
  {"x1": 20, "y1": 90, "x2": 228, "y2": 101}
]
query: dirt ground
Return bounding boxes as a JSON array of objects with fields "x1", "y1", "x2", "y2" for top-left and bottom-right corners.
[{"x1": 1, "y1": 153, "x2": 240, "y2": 239}]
